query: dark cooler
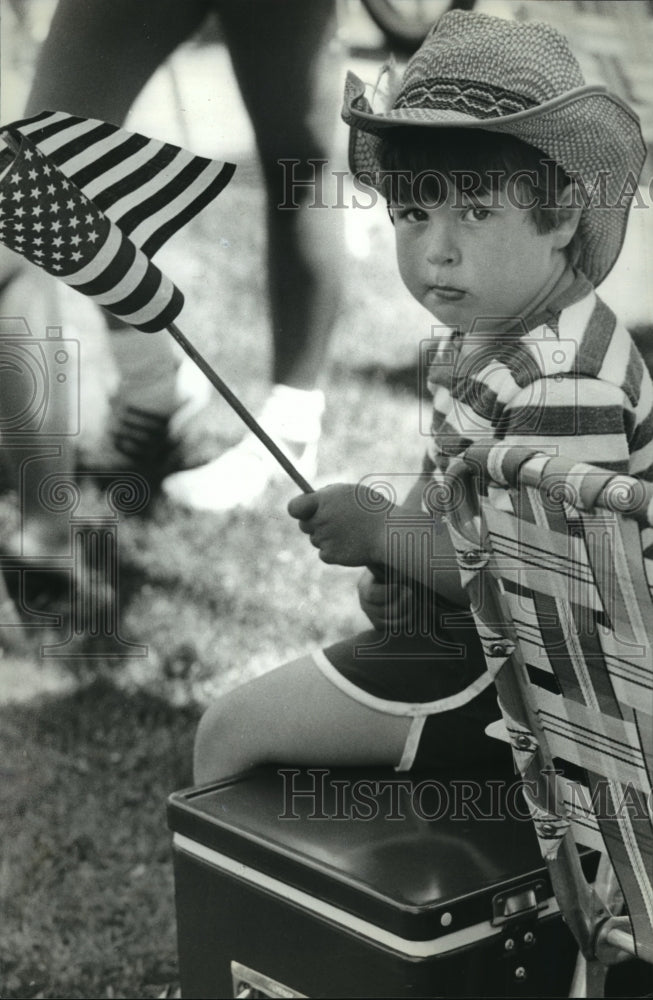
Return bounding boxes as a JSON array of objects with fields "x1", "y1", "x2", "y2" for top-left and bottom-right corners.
[{"x1": 167, "y1": 765, "x2": 597, "y2": 998}]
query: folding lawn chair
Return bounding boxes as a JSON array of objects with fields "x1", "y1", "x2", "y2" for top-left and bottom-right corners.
[{"x1": 442, "y1": 443, "x2": 653, "y2": 999}]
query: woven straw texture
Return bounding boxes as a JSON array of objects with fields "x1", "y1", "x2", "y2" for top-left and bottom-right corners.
[{"x1": 342, "y1": 10, "x2": 647, "y2": 286}]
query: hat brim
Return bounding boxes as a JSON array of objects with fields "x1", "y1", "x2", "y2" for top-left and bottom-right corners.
[
  {"x1": 345, "y1": 76, "x2": 625, "y2": 132},
  {"x1": 342, "y1": 72, "x2": 647, "y2": 287}
]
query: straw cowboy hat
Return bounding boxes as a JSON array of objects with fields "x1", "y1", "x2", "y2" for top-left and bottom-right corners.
[{"x1": 342, "y1": 9, "x2": 646, "y2": 286}]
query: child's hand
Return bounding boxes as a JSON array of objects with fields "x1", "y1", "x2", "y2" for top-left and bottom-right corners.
[
  {"x1": 287, "y1": 483, "x2": 388, "y2": 567},
  {"x1": 357, "y1": 568, "x2": 415, "y2": 631}
]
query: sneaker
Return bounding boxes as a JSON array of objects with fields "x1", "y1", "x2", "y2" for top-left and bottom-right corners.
[
  {"x1": 78, "y1": 358, "x2": 214, "y2": 486},
  {"x1": 161, "y1": 385, "x2": 324, "y2": 512},
  {"x1": 161, "y1": 433, "x2": 318, "y2": 512}
]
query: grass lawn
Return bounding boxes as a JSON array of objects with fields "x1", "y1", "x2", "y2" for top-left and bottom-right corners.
[{"x1": 0, "y1": 149, "x2": 431, "y2": 999}]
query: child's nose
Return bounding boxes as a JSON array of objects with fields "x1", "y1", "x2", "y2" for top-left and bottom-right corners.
[{"x1": 425, "y1": 219, "x2": 459, "y2": 266}]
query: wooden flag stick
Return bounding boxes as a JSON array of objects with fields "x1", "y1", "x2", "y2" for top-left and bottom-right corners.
[
  {"x1": 167, "y1": 324, "x2": 388, "y2": 582},
  {"x1": 166, "y1": 321, "x2": 314, "y2": 494}
]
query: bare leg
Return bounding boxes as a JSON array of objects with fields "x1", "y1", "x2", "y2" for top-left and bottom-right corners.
[
  {"x1": 24, "y1": 0, "x2": 210, "y2": 122},
  {"x1": 218, "y1": 0, "x2": 342, "y2": 390},
  {"x1": 194, "y1": 654, "x2": 411, "y2": 784}
]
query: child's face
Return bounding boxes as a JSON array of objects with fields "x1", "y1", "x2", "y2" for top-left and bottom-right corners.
[{"x1": 393, "y1": 189, "x2": 568, "y2": 333}]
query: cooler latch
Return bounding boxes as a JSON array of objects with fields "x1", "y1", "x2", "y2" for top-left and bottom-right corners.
[
  {"x1": 491, "y1": 881, "x2": 550, "y2": 991},
  {"x1": 491, "y1": 879, "x2": 548, "y2": 926}
]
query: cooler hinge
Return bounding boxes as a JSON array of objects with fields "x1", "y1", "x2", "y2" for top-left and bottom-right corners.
[{"x1": 231, "y1": 961, "x2": 306, "y2": 999}]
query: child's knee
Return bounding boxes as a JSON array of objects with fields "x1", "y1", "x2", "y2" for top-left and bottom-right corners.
[
  {"x1": 193, "y1": 696, "x2": 247, "y2": 785},
  {"x1": 193, "y1": 677, "x2": 281, "y2": 784}
]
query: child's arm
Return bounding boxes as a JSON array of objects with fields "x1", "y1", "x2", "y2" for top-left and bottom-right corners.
[{"x1": 288, "y1": 472, "x2": 468, "y2": 607}]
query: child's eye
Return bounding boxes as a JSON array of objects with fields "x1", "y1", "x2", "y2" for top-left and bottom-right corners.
[
  {"x1": 395, "y1": 206, "x2": 428, "y2": 223},
  {"x1": 463, "y1": 206, "x2": 492, "y2": 222}
]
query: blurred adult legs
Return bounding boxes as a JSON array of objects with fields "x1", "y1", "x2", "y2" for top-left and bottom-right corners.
[
  {"x1": 1, "y1": 0, "x2": 343, "y2": 525},
  {"x1": 0, "y1": 0, "x2": 213, "y2": 561},
  {"x1": 0, "y1": 255, "x2": 71, "y2": 558},
  {"x1": 163, "y1": 0, "x2": 343, "y2": 509}
]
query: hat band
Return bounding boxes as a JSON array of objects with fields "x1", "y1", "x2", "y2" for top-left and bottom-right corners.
[{"x1": 395, "y1": 77, "x2": 538, "y2": 119}]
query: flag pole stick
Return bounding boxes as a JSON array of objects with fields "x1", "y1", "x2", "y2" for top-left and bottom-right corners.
[{"x1": 166, "y1": 321, "x2": 314, "y2": 494}]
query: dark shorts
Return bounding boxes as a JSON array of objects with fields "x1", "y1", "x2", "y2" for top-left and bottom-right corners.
[{"x1": 314, "y1": 602, "x2": 509, "y2": 771}]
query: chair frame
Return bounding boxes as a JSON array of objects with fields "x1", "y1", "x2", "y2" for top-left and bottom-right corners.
[{"x1": 438, "y1": 443, "x2": 653, "y2": 996}]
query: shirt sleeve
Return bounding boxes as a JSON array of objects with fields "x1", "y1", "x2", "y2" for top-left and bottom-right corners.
[{"x1": 497, "y1": 375, "x2": 632, "y2": 474}]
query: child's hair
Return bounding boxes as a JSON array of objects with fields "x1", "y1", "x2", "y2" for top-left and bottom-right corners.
[{"x1": 377, "y1": 127, "x2": 573, "y2": 238}]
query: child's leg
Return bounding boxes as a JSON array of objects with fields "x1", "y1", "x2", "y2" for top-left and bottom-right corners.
[{"x1": 193, "y1": 654, "x2": 413, "y2": 785}]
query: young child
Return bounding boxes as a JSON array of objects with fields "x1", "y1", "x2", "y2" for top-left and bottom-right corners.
[{"x1": 194, "y1": 10, "x2": 650, "y2": 783}]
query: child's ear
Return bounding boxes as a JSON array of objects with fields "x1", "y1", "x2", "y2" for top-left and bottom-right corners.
[{"x1": 551, "y1": 183, "x2": 582, "y2": 250}]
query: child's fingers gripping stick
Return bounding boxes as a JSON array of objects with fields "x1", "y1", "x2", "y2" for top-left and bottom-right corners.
[
  {"x1": 287, "y1": 492, "x2": 320, "y2": 530},
  {"x1": 288, "y1": 484, "x2": 388, "y2": 568}
]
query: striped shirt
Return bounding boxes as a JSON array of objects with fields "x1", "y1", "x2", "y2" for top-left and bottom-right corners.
[{"x1": 424, "y1": 271, "x2": 653, "y2": 577}]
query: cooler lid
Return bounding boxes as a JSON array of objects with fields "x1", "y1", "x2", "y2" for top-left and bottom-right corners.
[{"x1": 168, "y1": 765, "x2": 595, "y2": 943}]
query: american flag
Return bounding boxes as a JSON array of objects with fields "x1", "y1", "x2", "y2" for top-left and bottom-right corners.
[{"x1": 0, "y1": 112, "x2": 235, "y2": 332}]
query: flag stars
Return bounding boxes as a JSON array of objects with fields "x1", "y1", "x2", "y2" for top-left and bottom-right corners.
[
  {"x1": 30, "y1": 187, "x2": 41, "y2": 199},
  {"x1": 24, "y1": 148, "x2": 33, "y2": 161},
  {"x1": 33, "y1": 222, "x2": 44, "y2": 233},
  {"x1": 50, "y1": 202, "x2": 59, "y2": 213},
  {"x1": 52, "y1": 236, "x2": 64, "y2": 247},
  {"x1": 42, "y1": 164, "x2": 51, "y2": 175},
  {"x1": 87, "y1": 230, "x2": 98, "y2": 243},
  {"x1": 15, "y1": 207, "x2": 25, "y2": 217},
  {"x1": 12, "y1": 190, "x2": 24, "y2": 202},
  {"x1": 71, "y1": 250, "x2": 82, "y2": 262},
  {"x1": 10, "y1": 173, "x2": 20, "y2": 184},
  {"x1": 70, "y1": 233, "x2": 82, "y2": 246},
  {"x1": 32, "y1": 205, "x2": 43, "y2": 217},
  {"x1": 51, "y1": 220, "x2": 62, "y2": 232},
  {"x1": 28, "y1": 170, "x2": 38, "y2": 181},
  {"x1": 47, "y1": 184, "x2": 55, "y2": 195},
  {"x1": 66, "y1": 199, "x2": 75, "y2": 210},
  {"x1": 69, "y1": 216, "x2": 79, "y2": 228}
]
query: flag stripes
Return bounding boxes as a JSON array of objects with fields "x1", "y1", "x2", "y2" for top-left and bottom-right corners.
[
  {"x1": 8, "y1": 110, "x2": 236, "y2": 257},
  {"x1": 0, "y1": 135, "x2": 183, "y2": 332},
  {"x1": 0, "y1": 111, "x2": 235, "y2": 333}
]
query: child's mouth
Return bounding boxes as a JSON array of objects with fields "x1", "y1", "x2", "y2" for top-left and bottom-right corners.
[{"x1": 430, "y1": 285, "x2": 466, "y2": 302}]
